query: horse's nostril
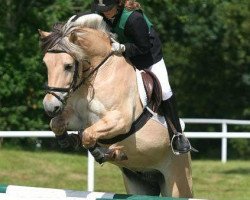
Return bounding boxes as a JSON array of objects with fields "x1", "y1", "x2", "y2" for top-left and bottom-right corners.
[{"x1": 54, "y1": 106, "x2": 61, "y2": 114}]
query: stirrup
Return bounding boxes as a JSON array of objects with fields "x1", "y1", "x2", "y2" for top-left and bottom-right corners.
[{"x1": 171, "y1": 133, "x2": 198, "y2": 155}]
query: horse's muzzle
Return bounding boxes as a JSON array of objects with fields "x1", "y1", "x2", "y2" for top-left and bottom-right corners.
[{"x1": 43, "y1": 95, "x2": 63, "y2": 117}]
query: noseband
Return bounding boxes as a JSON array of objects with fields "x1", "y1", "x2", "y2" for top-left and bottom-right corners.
[{"x1": 44, "y1": 49, "x2": 114, "y2": 105}]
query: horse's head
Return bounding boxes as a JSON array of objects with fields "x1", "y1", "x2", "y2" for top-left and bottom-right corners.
[
  {"x1": 39, "y1": 14, "x2": 112, "y2": 117},
  {"x1": 41, "y1": 46, "x2": 75, "y2": 117}
]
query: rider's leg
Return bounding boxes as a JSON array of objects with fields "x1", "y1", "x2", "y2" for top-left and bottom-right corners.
[
  {"x1": 161, "y1": 95, "x2": 192, "y2": 154},
  {"x1": 148, "y1": 58, "x2": 192, "y2": 154}
]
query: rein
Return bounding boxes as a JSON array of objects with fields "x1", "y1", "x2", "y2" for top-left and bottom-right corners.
[
  {"x1": 73, "y1": 51, "x2": 114, "y2": 92},
  {"x1": 44, "y1": 50, "x2": 114, "y2": 104}
]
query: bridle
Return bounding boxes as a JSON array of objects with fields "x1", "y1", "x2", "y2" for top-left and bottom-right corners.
[{"x1": 44, "y1": 49, "x2": 114, "y2": 105}]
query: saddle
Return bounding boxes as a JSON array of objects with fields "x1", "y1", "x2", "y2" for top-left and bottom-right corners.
[{"x1": 140, "y1": 70, "x2": 162, "y2": 112}]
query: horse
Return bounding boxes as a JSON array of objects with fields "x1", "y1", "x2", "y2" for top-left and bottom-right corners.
[{"x1": 39, "y1": 13, "x2": 193, "y2": 197}]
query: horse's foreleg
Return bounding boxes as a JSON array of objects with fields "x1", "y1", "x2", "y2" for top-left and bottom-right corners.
[
  {"x1": 50, "y1": 115, "x2": 68, "y2": 136},
  {"x1": 50, "y1": 115, "x2": 81, "y2": 150},
  {"x1": 87, "y1": 145, "x2": 128, "y2": 164},
  {"x1": 81, "y1": 110, "x2": 131, "y2": 162},
  {"x1": 81, "y1": 110, "x2": 131, "y2": 148}
]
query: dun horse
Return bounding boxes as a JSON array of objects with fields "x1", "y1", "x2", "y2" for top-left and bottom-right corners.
[{"x1": 40, "y1": 14, "x2": 193, "y2": 197}]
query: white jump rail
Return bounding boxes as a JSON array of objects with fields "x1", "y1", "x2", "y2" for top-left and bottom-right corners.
[
  {"x1": 0, "y1": 184, "x2": 205, "y2": 200},
  {"x1": 1, "y1": 118, "x2": 250, "y2": 192}
]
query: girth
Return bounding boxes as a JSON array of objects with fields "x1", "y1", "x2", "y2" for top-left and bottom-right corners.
[{"x1": 98, "y1": 108, "x2": 153, "y2": 144}]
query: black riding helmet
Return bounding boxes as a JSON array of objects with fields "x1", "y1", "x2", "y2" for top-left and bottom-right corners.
[{"x1": 91, "y1": 0, "x2": 119, "y2": 13}]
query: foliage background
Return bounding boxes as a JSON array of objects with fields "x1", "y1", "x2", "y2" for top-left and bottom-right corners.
[{"x1": 0, "y1": 0, "x2": 249, "y2": 158}]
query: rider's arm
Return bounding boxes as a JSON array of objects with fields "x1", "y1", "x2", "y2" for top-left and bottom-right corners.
[{"x1": 123, "y1": 11, "x2": 151, "y2": 58}]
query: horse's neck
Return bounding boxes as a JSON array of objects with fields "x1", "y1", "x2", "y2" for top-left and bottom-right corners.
[
  {"x1": 94, "y1": 55, "x2": 143, "y2": 116},
  {"x1": 69, "y1": 55, "x2": 143, "y2": 123},
  {"x1": 82, "y1": 29, "x2": 111, "y2": 66},
  {"x1": 90, "y1": 53, "x2": 110, "y2": 67},
  {"x1": 89, "y1": 41, "x2": 111, "y2": 66},
  {"x1": 94, "y1": 55, "x2": 132, "y2": 81}
]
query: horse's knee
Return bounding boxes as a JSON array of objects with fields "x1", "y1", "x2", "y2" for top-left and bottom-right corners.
[
  {"x1": 50, "y1": 116, "x2": 67, "y2": 135},
  {"x1": 81, "y1": 130, "x2": 97, "y2": 148}
]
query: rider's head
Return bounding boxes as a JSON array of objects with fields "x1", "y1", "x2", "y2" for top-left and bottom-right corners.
[
  {"x1": 92, "y1": 0, "x2": 141, "y2": 19},
  {"x1": 92, "y1": 0, "x2": 119, "y2": 19}
]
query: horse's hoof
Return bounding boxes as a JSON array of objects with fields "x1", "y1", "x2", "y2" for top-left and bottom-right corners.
[
  {"x1": 88, "y1": 145, "x2": 128, "y2": 164},
  {"x1": 105, "y1": 146, "x2": 128, "y2": 162},
  {"x1": 119, "y1": 153, "x2": 128, "y2": 161}
]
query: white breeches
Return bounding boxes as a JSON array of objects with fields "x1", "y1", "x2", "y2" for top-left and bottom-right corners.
[{"x1": 148, "y1": 58, "x2": 172, "y2": 101}]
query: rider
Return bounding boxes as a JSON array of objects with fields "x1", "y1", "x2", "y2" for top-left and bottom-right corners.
[{"x1": 91, "y1": 0, "x2": 194, "y2": 154}]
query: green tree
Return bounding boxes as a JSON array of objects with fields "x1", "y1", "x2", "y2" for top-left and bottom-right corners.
[
  {"x1": 0, "y1": 0, "x2": 92, "y2": 131},
  {"x1": 143, "y1": 0, "x2": 250, "y2": 119},
  {"x1": 0, "y1": 0, "x2": 249, "y2": 157},
  {"x1": 143, "y1": 0, "x2": 250, "y2": 158}
]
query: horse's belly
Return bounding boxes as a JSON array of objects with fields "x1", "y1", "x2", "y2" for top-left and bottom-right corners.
[{"x1": 114, "y1": 119, "x2": 171, "y2": 170}]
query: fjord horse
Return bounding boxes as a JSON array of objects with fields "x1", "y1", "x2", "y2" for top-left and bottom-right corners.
[{"x1": 40, "y1": 14, "x2": 193, "y2": 197}]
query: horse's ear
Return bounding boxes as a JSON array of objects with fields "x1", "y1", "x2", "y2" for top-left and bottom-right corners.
[
  {"x1": 38, "y1": 29, "x2": 50, "y2": 38},
  {"x1": 69, "y1": 31, "x2": 78, "y2": 44}
]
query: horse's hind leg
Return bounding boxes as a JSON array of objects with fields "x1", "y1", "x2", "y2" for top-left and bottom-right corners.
[
  {"x1": 121, "y1": 168, "x2": 162, "y2": 196},
  {"x1": 160, "y1": 153, "x2": 193, "y2": 198}
]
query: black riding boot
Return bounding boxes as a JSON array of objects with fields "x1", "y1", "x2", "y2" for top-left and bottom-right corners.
[{"x1": 161, "y1": 95, "x2": 196, "y2": 154}]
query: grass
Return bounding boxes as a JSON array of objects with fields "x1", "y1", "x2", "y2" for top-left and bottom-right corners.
[
  {"x1": 0, "y1": 149, "x2": 250, "y2": 200},
  {"x1": 192, "y1": 160, "x2": 250, "y2": 200}
]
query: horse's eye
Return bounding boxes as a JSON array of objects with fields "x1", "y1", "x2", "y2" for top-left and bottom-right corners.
[{"x1": 64, "y1": 64, "x2": 73, "y2": 71}]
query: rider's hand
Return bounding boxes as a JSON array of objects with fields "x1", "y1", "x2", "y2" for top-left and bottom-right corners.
[
  {"x1": 111, "y1": 38, "x2": 125, "y2": 54},
  {"x1": 111, "y1": 42, "x2": 126, "y2": 54}
]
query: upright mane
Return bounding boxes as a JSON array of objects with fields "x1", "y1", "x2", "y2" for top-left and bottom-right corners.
[{"x1": 40, "y1": 13, "x2": 111, "y2": 61}]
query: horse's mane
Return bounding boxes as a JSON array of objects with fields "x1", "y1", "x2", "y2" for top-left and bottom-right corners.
[{"x1": 40, "y1": 13, "x2": 111, "y2": 61}]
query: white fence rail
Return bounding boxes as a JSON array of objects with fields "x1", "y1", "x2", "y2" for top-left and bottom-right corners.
[
  {"x1": 1, "y1": 119, "x2": 250, "y2": 191},
  {"x1": 183, "y1": 118, "x2": 250, "y2": 164}
]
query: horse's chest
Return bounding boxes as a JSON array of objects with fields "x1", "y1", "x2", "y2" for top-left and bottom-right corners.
[
  {"x1": 70, "y1": 98, "x2": 106, "y2": 127},
  {"x1": 87, "y1": 99, "x2": 107, "y2": 122}
]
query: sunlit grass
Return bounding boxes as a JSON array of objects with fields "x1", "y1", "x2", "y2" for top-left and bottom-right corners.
[
  {"x1": 0, "y1": 149, "x2": 249, "y2": 200},
  {"x1": 192, "y1": 160, "x2": 250, "y2": 200}
]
